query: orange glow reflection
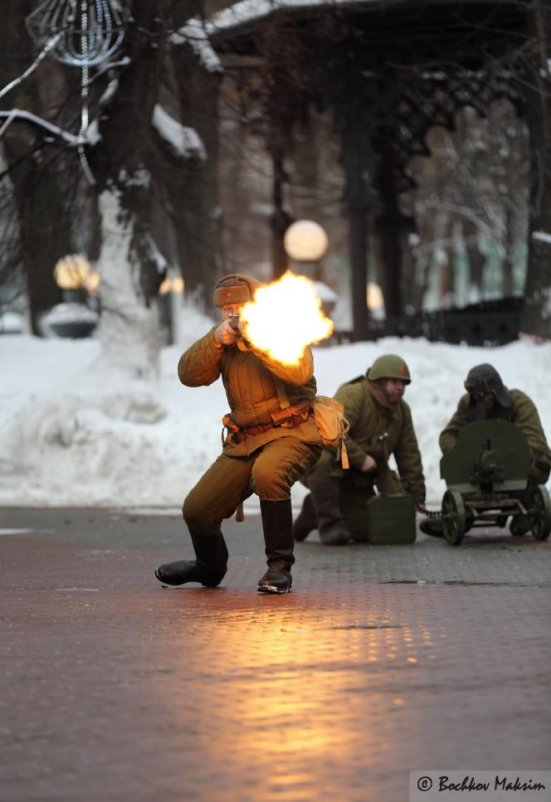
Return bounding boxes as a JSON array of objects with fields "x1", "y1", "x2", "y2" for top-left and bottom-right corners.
[{"x1": 157, "y1": 600, "x2": 427, "y2": 799}]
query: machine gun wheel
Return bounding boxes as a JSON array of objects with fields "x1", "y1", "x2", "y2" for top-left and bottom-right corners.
[
  {"x1": 528, "y1": 485, "x2": 551, "y2": 541},
  {"x1": 441, "y1": 490, "x2": 466, "y2": 546}
]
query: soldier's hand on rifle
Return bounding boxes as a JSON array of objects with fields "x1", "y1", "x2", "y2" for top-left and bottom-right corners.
[
  {"x1": 361, "y1": 454, "x2": 377, "y2": 473},
  {"x1": 214, "y1": 318, "x2": 240, "y2": 347}
]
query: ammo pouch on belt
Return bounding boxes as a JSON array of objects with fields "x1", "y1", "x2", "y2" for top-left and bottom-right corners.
[
  {"x1": 312, "y1": 396, "x2": 350, "y2": 469},
  {"x1": 270, "y1": 401, "x2": 311, "y2": 428},
  {"x1": 222, "y1": 401, "x2": 311, "y2": 445}
]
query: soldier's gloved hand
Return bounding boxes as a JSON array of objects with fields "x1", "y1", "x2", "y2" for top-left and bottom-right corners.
[
  {"x1": 361, "y1": 455, "x2": 377, "y2": 473},
  {"x1": 214, "y1": 319, "x2": 240, "y2": 347},
  {"x1": 416, "y1": 502, "x2": 427, "y2": 514}
]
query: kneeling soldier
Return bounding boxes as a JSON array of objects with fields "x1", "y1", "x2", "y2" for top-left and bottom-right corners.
[
  {"x1": 294, "y1": 354, "x2": 426, "y2": 544},
  {"x1": 155, "y1": 273, "x2": 322, "y2": 593}
]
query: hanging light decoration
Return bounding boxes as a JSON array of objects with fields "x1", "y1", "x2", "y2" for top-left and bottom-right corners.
[
  {"x1": 25, "y1": 1, "x2": 128, "y2": 183},
  {"x1": 25, "y1": 0, "x2": 126, "y2": 67}
]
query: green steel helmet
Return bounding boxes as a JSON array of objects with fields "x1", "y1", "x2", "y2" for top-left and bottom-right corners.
[{"x1": 367, "y1": 354, "x2": 411, "y2": 384}]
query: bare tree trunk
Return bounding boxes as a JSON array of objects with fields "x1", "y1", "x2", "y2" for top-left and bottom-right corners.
[
  {"x1": 168, "y1": 29, "x2": 222, "y2": 309},
  {"x1": 463, "y1": 218, "x2": 486, "y2": 302},
  {"x1": 94, "y1": 190, "x2": 161, "y2": 378},
  {"x1": 267, "y1": 74, "x2": 295, "y2": 280},
  {"x1": 90, "y1": 2, "x2": 176, "y2": 377},
  {"x1": 0, "y1": 0, "x2": 75, "y2": 333},
  {"x1": 270, "y1": 143, "x2": 293, "y2": 279},
  {"x1": 375, "y1": 140, "x2": 403, "y2": 324},
  {"x1": 348, "y1": 207, "x2": 369, "y2": 340},
  {"x1": 502, "y1": 204, "x2": 515, "y2": 297},
  {"x1": 522, "y1": 0, "x2": 551, "y2": 338},
  {"x1": 341, "y1": 104, "x2": 371, "y2": 340}
]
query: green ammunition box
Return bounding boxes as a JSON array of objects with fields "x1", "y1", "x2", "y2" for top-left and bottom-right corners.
[{"x1": 365, "y1": 494, "x2": 416, "y2": 544}]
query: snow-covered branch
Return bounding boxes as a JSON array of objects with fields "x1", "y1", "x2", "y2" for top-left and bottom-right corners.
[
  {"x1": 170, "y1": 18, "x2": 223, "y2": 73},
  {"x1": 152, "y1": 105, "x2": 206, "y2": 160},
  {"x1": 421, "y1": 198, "x2": 497, "y2": 241},
  {"x1": 0, "y1": 33, "x2": 62, "y2": 102},
  {"x1": 144, "y1": 233, "x2": 169, "y2": 274},
  {"x1": 532, "y1": 230, "x2": 551, "y2": 244},
  {"x1": 0, "y1": 110, "x2": 85, "y2": 146}
]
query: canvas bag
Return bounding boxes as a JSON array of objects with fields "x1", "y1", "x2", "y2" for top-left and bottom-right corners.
[
  {"x1": 272, "y1": 380, "x2": 350, "y2": 469},
  {"x1": 312, "y1": 395, "x2": 350, "y2": 469}
]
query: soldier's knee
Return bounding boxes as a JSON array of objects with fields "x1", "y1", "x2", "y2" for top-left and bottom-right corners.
[
  {"x1": 183, "y1": 491, "x2": 206, "y2": 531},
  {"x1": 251, "y1": 463, "x2": 288, "y2": 500}
]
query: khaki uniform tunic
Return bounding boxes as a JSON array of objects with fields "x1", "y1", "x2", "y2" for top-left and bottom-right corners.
[
  {"x1": 308, "y1": 375, "x2": 425, "y2": 539},
  {"x1": 179, "y1": 328, "x2": 322, "y2": 535}
]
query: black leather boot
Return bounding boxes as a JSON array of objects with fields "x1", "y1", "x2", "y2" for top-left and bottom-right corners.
[
  {"x1": 293, "y1": 493, "x2": 318, "y2": 542},
  {"x1": 155, "y1": 531, "x2": 228, "y2": 587},
  {"x1": 258, "y1": 499, "x2": 295, "y2": 594},
  {"x1": 309, "y1": 478, "x2": 350, "y2": 545}
]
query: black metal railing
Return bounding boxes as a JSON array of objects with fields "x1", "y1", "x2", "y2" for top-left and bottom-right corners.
[{"x1": 332, "y1": 297, "x2": 523, "y2": 346}]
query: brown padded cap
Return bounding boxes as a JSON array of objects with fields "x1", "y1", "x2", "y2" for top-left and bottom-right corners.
[{"x1": 213, "y1": 273, "x2": 263, "y2": 307}]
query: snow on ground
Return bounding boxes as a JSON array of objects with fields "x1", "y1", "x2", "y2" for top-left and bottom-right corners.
[{"x1": 1, "y1": 314, "x2": 550, "y2": 511}]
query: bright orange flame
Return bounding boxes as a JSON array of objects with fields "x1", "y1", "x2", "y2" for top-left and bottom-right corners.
[{"x1": 240, "y1": 271, "x2": 333, "y2": 365}]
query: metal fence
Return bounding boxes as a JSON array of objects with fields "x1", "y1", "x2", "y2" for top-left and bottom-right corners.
[{"x1": 333, "y1": 297, "x2": 523, "y2": 346}]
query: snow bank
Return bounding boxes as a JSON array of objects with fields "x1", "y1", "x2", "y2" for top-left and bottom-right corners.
[{"x1": 1, "y1": 326, "x2": 550, "y2": 509}]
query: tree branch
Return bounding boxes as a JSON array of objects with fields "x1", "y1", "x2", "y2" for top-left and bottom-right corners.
[{"x1": 0, "y1": 110, "x2": 85, "y2": 146}]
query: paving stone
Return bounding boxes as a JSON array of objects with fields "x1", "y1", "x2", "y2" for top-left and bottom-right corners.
[{"x1": 0, "y1": 507, "x2": 549, "y2": 802}]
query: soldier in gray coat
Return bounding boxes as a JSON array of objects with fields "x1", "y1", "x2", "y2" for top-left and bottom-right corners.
[{"x1": 420, "y1": 363, "x2": 551, "y2": 537}]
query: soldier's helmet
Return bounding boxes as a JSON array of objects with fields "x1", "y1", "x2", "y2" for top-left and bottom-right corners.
[
  {"x1": 367, "y1": 354, "x2": 411, "y2": 384},
  {"x1": 213, "y1": 273, "x2": 263, "y2": 307},
  {"x1": 464, "y1": 364, "x2": 512, "y2": 408}
]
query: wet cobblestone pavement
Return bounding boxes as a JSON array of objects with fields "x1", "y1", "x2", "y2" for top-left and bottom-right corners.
[{"x1": 1, "y1": 507, "x2": 550, "y2": 802}]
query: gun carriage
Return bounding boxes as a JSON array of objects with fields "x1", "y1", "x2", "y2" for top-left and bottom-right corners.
[{"x1": 439, "y1": 420, "x2": 551, "y2": 545}]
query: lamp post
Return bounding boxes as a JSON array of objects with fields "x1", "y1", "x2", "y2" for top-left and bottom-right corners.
[
  {"x1": 158, "y1": 273, "x2": 185, "y2": 345},
  {"x1": 283, "y1": 219, "x2": 337, "y2": 321},
  {"x1": 283, "y1": 219, "x2": 329, "y2": 279},
  {"x1": 41, "y1": 254, "x2": 99, "y2": 338},
  {"x1": 366, "y1": 281, "x2": 385, "y2": 319},
  {"x1": 53, "y1": 254, "x2": 92, "y2": 303}
]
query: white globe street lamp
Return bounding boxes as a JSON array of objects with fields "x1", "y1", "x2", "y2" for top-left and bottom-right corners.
[
  {"x1": 283, "y1": 220, "x2": 329, "y2": 264},
  {"x1": 54, "y1": 253, "x2": 91, "y2": 291},
  {"x1": 366, "y1": 281, "x2": 385, "y2": 319},
  {"x1": 41, "y1": 253, "x2": 99, "y2": 338},
  {"x1": 283, "y1": 219, "x2": 336, "y2": 319}
]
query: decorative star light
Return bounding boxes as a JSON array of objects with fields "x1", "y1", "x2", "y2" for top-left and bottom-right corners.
[{"x1": 25, "y1": 0, "x2": 127, "y2": 67}]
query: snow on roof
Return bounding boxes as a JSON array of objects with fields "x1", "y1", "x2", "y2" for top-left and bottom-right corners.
[
  {"x1": 170, "y1": 18, "x2": 223, "y2": 73},
  {"x1": 207, "y1": 0, "x2": 520, "y2": 35},
  {"x1": 207, "y1": 0, "x2": 351, "y2": 33},
  {"x1": 152, "y1": 104, "x2": 207, "y2": 160}
]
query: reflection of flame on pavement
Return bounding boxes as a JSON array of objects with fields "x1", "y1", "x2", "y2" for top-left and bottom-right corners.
[
  {"x1": 161, "y1": 601, "x2": 418, "y2": 796},
  {"x1": 240, "y1": 271, "x2": 334, "y2": 365}
]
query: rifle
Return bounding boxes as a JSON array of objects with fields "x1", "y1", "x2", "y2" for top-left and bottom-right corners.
[{"x1": 228, "y1": 313, "x2": 240, "y2": 333}]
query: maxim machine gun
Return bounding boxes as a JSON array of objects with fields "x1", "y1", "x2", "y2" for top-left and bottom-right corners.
[{"x1": 439, "y1": 420, "x2": 551, "y2": 545}]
